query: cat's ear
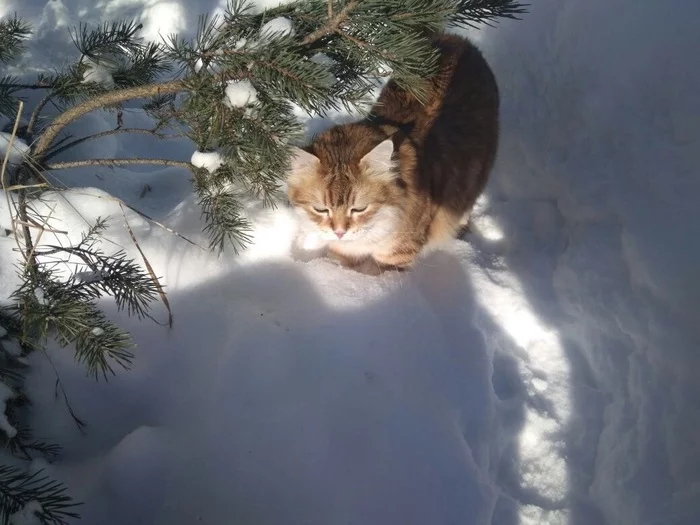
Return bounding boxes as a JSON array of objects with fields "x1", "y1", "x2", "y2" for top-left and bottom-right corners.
[
  {"x1": 360, "y1": 139, "x2": 395, "y2": 172},
  {"x1": 289, "y1": 146, "x2": 319, "y2": 172}
]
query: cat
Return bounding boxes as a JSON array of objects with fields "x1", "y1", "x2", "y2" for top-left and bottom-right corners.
[{"x1": 286, "y1": 33, "x2": 499, "y2": 274}]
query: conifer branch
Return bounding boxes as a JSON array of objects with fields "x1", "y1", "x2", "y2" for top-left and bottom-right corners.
[
  {"x1": 302, "y1": 0, "x2": 358, "y2": 45},
  {"x1": 25, "y1": 93, "x2": 53, "y2": 136},
  {"x1": 120, "y1": 203, "x2": 173, "y2": 328},
  {"x1": 0, "y1": 465, "x2": 80, "y2": 524},
  {"x1": 0, "y1": 82, "x2": 53, "y2": 90},
  {"x1": 0, "y1": 15, "x2": 31, "y2": 64},
  {"x1": 61, "y1": 189, "x2": 206, "y2": 250},
  {"x1": 1, "y1": 102, "x2": 35, "y2": 271},
  {"x1": 33, "y1": 81, "x2": 185, "y2": 159},
  {"x1": 45, "y1": 158, "x2": 192, "y2": 170}
]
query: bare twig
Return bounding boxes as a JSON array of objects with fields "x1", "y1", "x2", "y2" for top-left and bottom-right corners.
[
  {"x1": 303, "y1": 0, "x2": 358, "y2": 44},
  {"x1": 44, "y1": 128, "x2": 182, "y2": 162},
  {"x1": 123, "y1": 204, "x2": 205, "y2": 250},
  {"x1": 46, "y1": 158, "x2": 193, "y2": 170},
  {"x1": 0, "y1": 82, "x2": 53, "y2": 90},
  {"x1": 25, "y1": 202, "x2": 58, "y2": 268},
  {"x1": 3, "y1": 183, "x2": 49, "y2": 192},
  {"x1": 119, "y1": 203, "x2": 173, "y2": 328},
  {"x1": 1, "y1": 101, "x2": 29, "y2": 263},
  {"x1": 47, "y1": 351, "x2": 87, "y2": 432},
  {"x1": 328, "y1": 0, "x2": 334, "y2": 19},
  {"x1": 29, "y1": 169, "x2": 130, "y2": 252},
  {"x1": 33, "y1": 80, "x2": 185, "y2": 159},
  {"x1": 65, "y1": 189, "x2": 206, "y2": 250},
  {"x1": 12, "y1": 218, "x2": 67, "y2": 235}
]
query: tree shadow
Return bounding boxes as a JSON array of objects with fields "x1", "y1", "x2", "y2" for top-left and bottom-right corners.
[
  {"x1": 27, "y1": 249, "x2": 528, "y2": 525},
  {"x1": 463, "y1": 186, "x2": 611, "y2": 525}
]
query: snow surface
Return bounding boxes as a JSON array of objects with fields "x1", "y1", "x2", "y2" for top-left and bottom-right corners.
[
  {"x1": 0, "y1": 133, "x2": 30, "y2": 165},
  {"x1": 190, "y1": 150, "x2": 223, "y2": 173},
  {"x1": 0, "y1": 381, "x2": 17, "y2": 438},
  {"x1": 259, "y1": 16, "x2": 295, "y2": 41},
  {"x1": 8, "y1": 500, "x2": 43, "y2": 525},
  {"x1": 224, "y1": 79, "x2": 259, "y2": 108},
  {"x1": 0, "y1": 1, "x2": 699, "y2": 525},
  {"x1": 8, "y1": 501, "x2": 43, "y2": 525},
  {"x1": 81, "y1": 58, "x2": 116, "y2": 89}
]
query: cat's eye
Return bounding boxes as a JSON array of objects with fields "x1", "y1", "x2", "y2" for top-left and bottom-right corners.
[
  {"x1": 312, "y1": 206, "x2": 329, "y2": 214},
  {"x1": 350, "y1": 206, "x2": 368, "y2": 214}
]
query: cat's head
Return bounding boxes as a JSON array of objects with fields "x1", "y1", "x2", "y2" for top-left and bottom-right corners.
[{"x1": 286, "y1": 139, "x2": 403, "y2": 243}]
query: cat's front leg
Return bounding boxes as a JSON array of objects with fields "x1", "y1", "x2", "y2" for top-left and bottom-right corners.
[
  {"x1": 291, "y1": 229, "x2": 330, "y2": 262},
  {"x1": 371, "y1": 249, "x2": 418, "y2": 274},
  {"x1": 326, "y1": 248, "x2": 386, "y2": 276},
  {"x1": 326, "y1": 246, "x2": 370, "y2": 270},
  {"x1": 352, "y1": 257, "x2": 388, "y2": 276}
]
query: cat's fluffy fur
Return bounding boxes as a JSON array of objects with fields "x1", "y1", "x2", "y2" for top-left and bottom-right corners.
[{"x1": 287, "y1": 33, "x2": 499, "y2": 274}]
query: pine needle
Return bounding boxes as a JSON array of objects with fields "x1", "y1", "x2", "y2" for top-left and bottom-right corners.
[
  {"x1": 119, "y1": 203, "x2": 173, "y2": 328},
  {"x1": 0, "y1": 100, "x2": 27, "y2": 262}
]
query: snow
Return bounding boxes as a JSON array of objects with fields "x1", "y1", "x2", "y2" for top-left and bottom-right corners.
[
  {"x1": 310, "y1": 53, "x2": 335, "y2": 67},
  {"x1": 190, "y1": 150, "x2": 223, "y2": 173},
  {"x1": 259, "y1": 16, "x2": 295, "y2": 41},
  {"x1": 248, "y1": 0, "x2": 298, "y2": 14},
  {"x1": 81, "y1": 58, "x2": 115, "y2": 89},
  {"x1": 0, "y1": 381, "x2": 17, "y2": 438},
  {"x1": 224, "y1": 79, "x2": 259, "y2": 108},
  {"x1": 9, "y1": 500, "x2": 43, "y2": 525},
  {"x1": 75, "y1": 270, "x2": 103, "y2": 283},
  {"x1": 0, "y1": 133, "x2": 30, "y2": 165},
  {"x1": 1, "y1": 1, "x2": 699, "y2": 525},
  {"x1": 33, "y1": 287, "x2": 47, "y2": 305}
]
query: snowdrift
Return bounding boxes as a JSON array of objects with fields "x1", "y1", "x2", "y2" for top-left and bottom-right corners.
[{"x1": 0, "y1": 1, "x2": 697, "y2": 524}]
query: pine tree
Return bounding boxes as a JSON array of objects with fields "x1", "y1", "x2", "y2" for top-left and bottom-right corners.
[{"x1": 0, "y1": 1, "x2": 524, "y2": 522}]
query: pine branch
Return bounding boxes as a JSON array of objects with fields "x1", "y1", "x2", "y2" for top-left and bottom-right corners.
[
  {"x1": 0, "y1": 76, "x2": 22, "y2": 120},
  {"x1": 302, "y1": 0, "x2": 358, "y2": 44},
  {"x1": 1, "y1": 102, "x2": 35, "y2": 273},
  {"x1": 34, "y1": 220, "x2": 161, "y2": 322},
  {"x1": 45, "y1": 158, "x2": 192, "y2": 170},
  {"x1": 0, "y1": 465, "x2": 80, "y2": 525},
  {"x1": 13, "y1": 271, "x2": 136, "y2": 379},
  {"x1": 120, "y1": 204, "x2": 173, "y2": 328},
  {"x1": 25, "y1": 93, "x2": 53, "y2": 137},
  {"x1": 452, "y1": 0, "x2": 527, "y2": 27},
  {"x1": 3, "y1": 427, "x2": 62, "y2": 462},
  {"x1": 70, "y1": 20, "x2": 144, "y2": 60},
  {"x1": 56, "y1": 189, "x2": 206, "y2": 250},
  {"x1": 0, "y1": 82, "x2": 52, "y2": 90},
  {"x1": 193, "y1": 176, "x2": 252, "y2": 254},
  {"x1": 0, "y1": 16, "x2": 31, "y2": 64},
  {"x1": 33, "y1": 81, "x2": 185, "y2": 159}
]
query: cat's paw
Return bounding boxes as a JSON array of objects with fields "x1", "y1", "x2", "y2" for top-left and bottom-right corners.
[
  {"x1": 291, "y1": 232, "x2": 328, "y2": 262},
  {"x1": 351, "y1": 257, "x2": 408, "y2": 276},
  {"x1": 352, "y1": 257, "x2": 384, "y2": 276}
]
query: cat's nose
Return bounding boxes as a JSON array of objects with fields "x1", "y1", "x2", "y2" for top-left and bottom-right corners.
[{"x1": 334, "y1": 230, "x2": 346, "y2": 239}]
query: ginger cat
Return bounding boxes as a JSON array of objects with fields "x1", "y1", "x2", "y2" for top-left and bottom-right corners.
[{"x1": 287, "y1": 33, "x2": 499, "y2": 274}]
